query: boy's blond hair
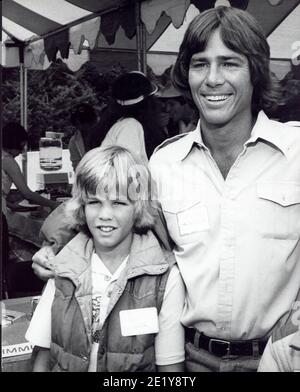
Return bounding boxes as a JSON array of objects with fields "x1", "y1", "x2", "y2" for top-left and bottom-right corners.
[{"x1": 66, "y1": 145, "x2": 156, "y2": 233}]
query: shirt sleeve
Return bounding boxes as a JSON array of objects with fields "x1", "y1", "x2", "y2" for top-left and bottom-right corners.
[
  {"x1": 25, "y1": 279, "x2": 55, "y2": 348},
  {"x1": 40, "y1": 202, "x2": 78, "y2": 253},
  {"x1": 257, "y1": 336, "x2": 281, "y2": 372},
  {"x1": 101, "y1": 118, "x2": 148, "y2": 164},
  {"x1": 155, "y1": 264, "x2": 185, "y2": 366}
]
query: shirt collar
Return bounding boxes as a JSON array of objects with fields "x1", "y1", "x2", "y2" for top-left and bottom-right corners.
[
  {"x1": 91, "y1": 252, "x2": 128, "y2": 280},
  {"x1": 178, "y1": 111, "x2": 289, "y2": 161},
  {"x1": 176, "y1": 120, "x2": 206, "y2": 161},
  {"x1": 246, "y1": 111, "x2": 289, "y2": 156}
]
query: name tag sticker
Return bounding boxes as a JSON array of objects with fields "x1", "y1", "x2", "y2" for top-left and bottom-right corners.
[
  {"x1": 177, "y1": 205, "x2": 210, "y2": 235},
  {"x1": 119, "y1": 307, "x2": 159, "y2": 336}
]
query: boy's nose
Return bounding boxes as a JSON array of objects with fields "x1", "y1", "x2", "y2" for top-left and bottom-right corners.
[{"x1": 99, "y1": 205, "x2": 113, "y2": 220}]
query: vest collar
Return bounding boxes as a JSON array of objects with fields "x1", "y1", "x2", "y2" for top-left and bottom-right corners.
[{"x1": 53, "y1": 230, "x2": 172, "y2": 286}]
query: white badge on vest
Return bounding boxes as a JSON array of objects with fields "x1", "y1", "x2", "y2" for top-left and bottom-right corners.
[{"x1": 119, "y1": 307, "x2": 159, "y2": 336}]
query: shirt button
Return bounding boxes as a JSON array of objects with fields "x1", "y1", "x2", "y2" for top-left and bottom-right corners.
[
  {"x1": 107, "y1": 290, "x2": 112, "y2": 298},
  {"x1": 104, "y1": 275, "x2": 111, "y2": 282}
]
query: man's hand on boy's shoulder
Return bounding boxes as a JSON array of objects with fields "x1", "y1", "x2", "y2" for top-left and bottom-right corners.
[{"x1": 32, "y1": 245, "x2": 56, "y2": 281}]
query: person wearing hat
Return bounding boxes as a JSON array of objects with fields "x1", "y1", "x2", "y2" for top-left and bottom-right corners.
[
  {"x1": 68, "y1": 103, "x2": 98, "y2": 170},
  {"x1": 100, "y1": 71, "x2": 167, "y2": 163},
  {"x1": 157, "y1": 81, "x2": 198, "y2": 137}
]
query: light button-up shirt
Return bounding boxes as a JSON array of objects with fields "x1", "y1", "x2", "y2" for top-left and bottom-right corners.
[{"x1": 150, "y1": 111, "x2": 300, "y2": 341}]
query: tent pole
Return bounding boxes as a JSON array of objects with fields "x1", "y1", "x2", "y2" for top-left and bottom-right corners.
[
  {"x1": 19, "y1": 44, "x2": 27, "y2": 130},
  {"x1": 135, "y1": 2, "x2": 147, "y2": 75},
  {"x1": 20, "y1": 64, "x2": 28, "y2": 130},
  {"x1": 19, "y1": 45, "x2": 28, "y2": 181},
  {"x1": 141, "y1": 18, "x2": 147, "y2": 75},
  {"x1": 24, "y1": 67, "x2": 28, "y2": 131},
  {"x1": 20, "y1": 63, "x2": 24, "y2": 127}
]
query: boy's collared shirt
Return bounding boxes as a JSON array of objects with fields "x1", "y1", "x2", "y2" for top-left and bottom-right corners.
[{"x1": 150, "y1": 110, "x2": 300, "y2": 341}]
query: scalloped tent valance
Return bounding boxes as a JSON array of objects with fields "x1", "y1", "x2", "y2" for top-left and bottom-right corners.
[{"x1": 2, "y1": 0, "x2": 299, "y2": 70}]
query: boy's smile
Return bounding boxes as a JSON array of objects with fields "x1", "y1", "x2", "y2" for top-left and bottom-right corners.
[{"x1": 97, "y1": 225, "x2": 116, "y2": 233}]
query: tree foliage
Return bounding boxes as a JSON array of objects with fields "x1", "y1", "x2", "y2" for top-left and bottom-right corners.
[
  {"x1": 2, "y1": 60, "x2": 125, "y2": 150},
  {"x1": 2, "y1": 59, "x2": 169, "y2": 150}
]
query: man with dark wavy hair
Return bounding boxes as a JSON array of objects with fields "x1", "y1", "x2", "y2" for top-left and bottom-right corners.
[
  {"x1": 32, "y1": 6, "x2": 300, "y2": 372},
  {"x1": 149, "y1": 6, "x2": 300, "y2": 372}
]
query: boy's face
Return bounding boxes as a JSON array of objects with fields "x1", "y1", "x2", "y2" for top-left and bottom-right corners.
[{"x1": 84, "y1": 193, "x2": 135, "y2": 256}]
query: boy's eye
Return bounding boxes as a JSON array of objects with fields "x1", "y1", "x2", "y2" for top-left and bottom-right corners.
[
  {"x1": 87, "y1": 200, "x2": 100, "y2": 205},
  {"x1": 113, "y1": 201, "x2": 127, "y2": 206}
]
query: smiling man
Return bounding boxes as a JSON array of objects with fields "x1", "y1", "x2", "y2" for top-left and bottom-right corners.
[{"x1": 149, "y1": 6, "x2": 300, "y2": 371}]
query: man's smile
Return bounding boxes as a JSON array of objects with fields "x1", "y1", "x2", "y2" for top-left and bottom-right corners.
[
  {"x1": 202, "y1": 94, "x2": 232, "y2": 103},
  {"x1": 201, "y1": 94, "x2": 233, "y2": 104}
]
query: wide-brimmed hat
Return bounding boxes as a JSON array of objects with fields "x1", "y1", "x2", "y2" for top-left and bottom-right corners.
[
  {"x1": 156, "y1": 81, "x2": 181, "y2": 99},
  {"x1": 112, "y1": 71, "x2": 158, "y2": 106}
]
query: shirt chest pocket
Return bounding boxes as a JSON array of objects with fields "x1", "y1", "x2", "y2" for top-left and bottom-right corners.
[
  {"x1": 256, "y1": 182, "x2": 300, "y2": 239},
  {"x1": 162, "y1": 200, "x2": 210, "y2": 245}
]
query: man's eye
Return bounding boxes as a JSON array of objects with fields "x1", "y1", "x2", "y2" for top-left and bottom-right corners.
[
  {"x1": 191, "y1": 62, "x2": 208, "y2": 69},
  {"x1": 223, "y1": 62, "x2": 237, "y2": 68}
]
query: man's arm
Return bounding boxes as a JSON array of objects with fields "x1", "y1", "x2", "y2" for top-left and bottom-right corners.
[
  {"x1": 39, "y1": 202, "x2": 78, "y2": 253},
  {"x1": 32, "y1": 347, "x2": 51, "y2": 372},
  {"x1": 32, "y1": 202, "x2": 79, "y2": 280},
  {"x1": 32, "y1": 245, "x2": 56, "y2": 280},
  {"x1": 150, "y1": 203, "x2": 174, "y2": 252}
]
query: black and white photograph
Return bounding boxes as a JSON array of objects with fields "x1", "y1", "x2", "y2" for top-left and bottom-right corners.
[{"x1": 1, "y1": 0, "x2": 300, "y2": 376}]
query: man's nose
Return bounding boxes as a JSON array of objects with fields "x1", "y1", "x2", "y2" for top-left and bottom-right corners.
[{"x1": 205, "y1": 64, "x2": 224, "y2": 87}]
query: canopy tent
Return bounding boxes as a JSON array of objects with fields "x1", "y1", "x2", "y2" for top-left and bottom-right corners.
[
  {"x1": 3, "y1": 0, "x2": 300, "y2": 67},
  {"x1": 147, "y1": 2, "x2": 300, "y2": 76},
  {"x1": 2, "y1": 0, "x2": 300, "y2": 127}
]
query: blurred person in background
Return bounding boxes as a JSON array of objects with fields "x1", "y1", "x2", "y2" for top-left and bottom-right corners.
[
  {"x1": 68, "y1": 103, "x2": 99, "y2": 170},
  {"x1": 2, "y1": 122, "x2": 59, "y2": 297},
  {"x1": 2, "y1": 122, "x2": 59, "y2": 214},
  {"x1": 99, "y1": 71, "x2": 167, "y2": 163},
  {"x1": 157, "y1": 81, "x2": 198, "y2": 137}
]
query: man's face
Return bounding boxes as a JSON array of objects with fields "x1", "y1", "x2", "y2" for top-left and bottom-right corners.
[{"x1": 188, "y1": 28, "x2": 253, "y2": 128}]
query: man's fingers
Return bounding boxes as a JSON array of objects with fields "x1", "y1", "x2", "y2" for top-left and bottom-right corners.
[
  {"x1": 32, "y1": 261, "x2": 55, "y2": 281},
  {"x1": 32, "y1": 246, "x2": 56, "y2": 280}
]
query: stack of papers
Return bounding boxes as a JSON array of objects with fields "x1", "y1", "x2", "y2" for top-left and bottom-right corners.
[{"x1": 2, "y1": 309, "x2": 25, "y2": 327}]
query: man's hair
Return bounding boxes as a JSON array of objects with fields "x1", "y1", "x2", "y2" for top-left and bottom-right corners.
[
  {"x1": 2, "y1": 122, "x2": 28, "y2": 150},
  {"x1": 66, "y1": 145, "x2": 156, "y2": 234},
  {"x1": 172, "y1": 6, "x2": 281, "y2": 114}
]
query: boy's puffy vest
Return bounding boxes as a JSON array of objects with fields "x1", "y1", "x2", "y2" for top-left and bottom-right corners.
[{"x1": 48, "y1": 232, "x2": 174, "y2": 372}]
